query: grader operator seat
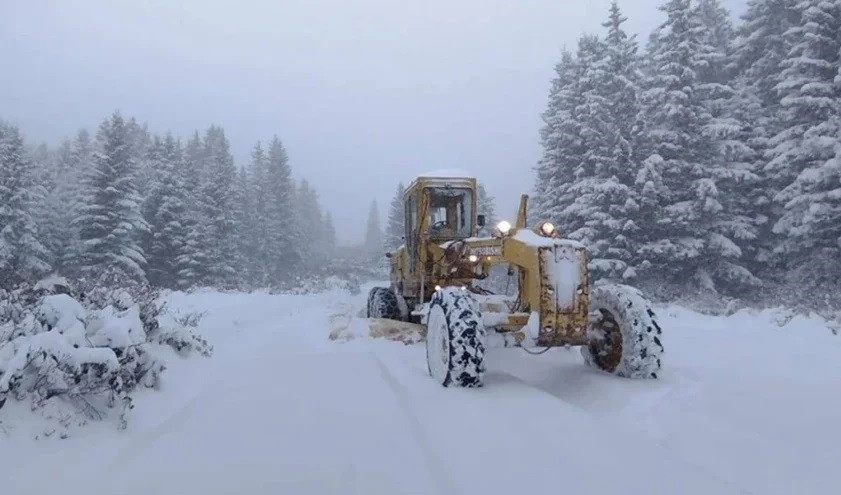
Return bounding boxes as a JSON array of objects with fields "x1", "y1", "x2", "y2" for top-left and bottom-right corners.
[{"x1": 426, "y1": 186, "x2": 473, "y2": 241}]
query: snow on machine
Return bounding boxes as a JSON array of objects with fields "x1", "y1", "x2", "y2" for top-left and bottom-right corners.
[{"x1": 365, "y1": 172, "x2": 664, "y2": 387}]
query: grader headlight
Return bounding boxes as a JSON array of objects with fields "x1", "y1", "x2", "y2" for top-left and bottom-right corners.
[
  {"x1": 538, "y1": 221, "x2": 556, "y2": 237},
  {"x1": 496, "y1": 220, "x2": 512, "y2": 236}
]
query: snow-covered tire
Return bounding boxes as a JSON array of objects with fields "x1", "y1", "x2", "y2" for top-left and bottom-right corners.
[
  {"x1": 367, "y1": 287, "x2": 401, "y2": 320},
  {"x1": 581, "y1": 283, "x2": 664, "y2": 379},
  {"x1": 425, "y1": 288, "x2": 486, "y2": 387}
]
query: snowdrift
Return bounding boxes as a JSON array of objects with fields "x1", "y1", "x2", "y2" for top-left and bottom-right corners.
[{"x1": 0, "y1": 277, "x2": 211, "y2": 437}]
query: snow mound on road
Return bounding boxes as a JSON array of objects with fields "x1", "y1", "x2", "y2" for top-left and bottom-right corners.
[{"x1": 328, "y1": 301, "x2": 425, "y2": 345}]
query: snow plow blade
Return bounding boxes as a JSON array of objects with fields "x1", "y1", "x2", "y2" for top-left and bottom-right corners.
[{"x1": 329, "y1": 304, "x2": 425, "y2": 345}]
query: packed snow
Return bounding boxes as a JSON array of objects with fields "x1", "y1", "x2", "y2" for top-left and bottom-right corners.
[{"x1": 1, "y1": 284, "x2": 839, "y2": 495}]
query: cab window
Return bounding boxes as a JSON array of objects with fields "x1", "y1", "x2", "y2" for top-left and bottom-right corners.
[{"x1": 426, "y1": 187, "x2": 473, "y2": 239}]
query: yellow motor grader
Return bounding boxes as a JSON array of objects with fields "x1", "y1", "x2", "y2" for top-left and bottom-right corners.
[{"x1": 366, "y1": 172, "x2": 664, "y2": 387}]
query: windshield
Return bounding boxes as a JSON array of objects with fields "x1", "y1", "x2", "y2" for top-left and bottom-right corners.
[{"x1": 426, "y1": 186, "x2": 474, "y2": 239}]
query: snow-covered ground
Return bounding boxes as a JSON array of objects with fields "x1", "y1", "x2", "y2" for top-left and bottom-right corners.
[{"x1": 2, "y1": 284, "x2": 839, "y2": 495}]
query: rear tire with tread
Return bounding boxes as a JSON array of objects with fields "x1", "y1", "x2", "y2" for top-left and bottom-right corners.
[
  {"x1": 367, "y1": 287, "x2": 402, "y2": 320},
  {"x1": 581, "y1": 283, "x2": 664, "y2": 379}
]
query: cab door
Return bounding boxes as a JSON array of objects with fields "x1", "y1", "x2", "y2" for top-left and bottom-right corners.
[{"x1": 404, "y1": 190, "x2": 418, "y2": 275}]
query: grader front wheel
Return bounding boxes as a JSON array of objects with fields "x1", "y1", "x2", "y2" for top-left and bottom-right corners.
[
  {"x1": 582, "y1": 284, "x2": 664, "y2": 379},
  {"x1": 425, "y1": 288, "x2": 486, "y2": 387}
]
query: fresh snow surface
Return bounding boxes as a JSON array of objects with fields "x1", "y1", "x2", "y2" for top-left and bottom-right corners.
[
  {"x1": 2, "y1": 285, "x2": 840, "y2": 495},
  {"x1": 541, "y1": 245, "x2": 580, "y2": 309},
  {"x1": 513, "y1": 229, "x2": 585, "y2": 249},
  {"x1": 416, "y1": 168, "x2": 474, "y2": 179}
]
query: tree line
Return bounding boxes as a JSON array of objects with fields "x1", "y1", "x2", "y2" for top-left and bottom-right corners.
[
  {"x1": 0, "y1": 111, "x2": 335, "y2": 291},
  {"x1": 533, "y1": 0, "x2": 841, "y2": 306}
]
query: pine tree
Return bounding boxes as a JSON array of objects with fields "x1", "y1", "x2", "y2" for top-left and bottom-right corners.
[
  {"x1": 693, "y1": 0, "x2": 763, "y2": 289},
  {"x1": 197, "y1": 125, "x2": 239, "y2": 288},
  {"x1": 240, "y1": 143, "x2": 267, "y2": 286},
  {"x1": 562, "y1": 33, "x2": 639, "y2": 279},
  {"x1": 0, "y1": 123, "x2": 51, "y2": 287},
  {"x1": 534, "y1": 50, "x2": 582, "y2": 229},
  {"x1": 768, "y1": 0, "x2": 841, "y2": 269},
  {"x1": 323, "y1": 211, "x2": 337, "y2": 255},
  {"x1": 731, "y1": 0, "x2": 802, "y2": 268},
  {"x1": 364, "y1": 200, "x2": 383, "y2": 255},
  {"x1": 75, "y1": 112, "x2": 147, "y2": 283},
  {"x1": 59, "y1": 130, "x2": 94, "y2": 275},
  {"x1": 476, "y1": 183, "x2": 498, "y2": 236},
  {"x1": 732, "y1": 0, "x2": 802, "y2": 114},
  {"x1": 142, "y1": 133, "x2": 190, "y2": 288},
  {"x1": 294, "y1": 180, "x2": 326, "y2": 274},
  {"x1": 384, "y1": 182, "x2": 405, "y2": 250},
  {"x1": 31, "y1": 139, "x2": 65, "y2": 266},
  {"x1": 638, "y1": 0, "x2": 741, "y2": 290},
  {"x1": 265, "y1": 137, "x2": 298, "y2": 283},
  {"x1": 176, "y1": 131, "x2": 207, "y2": 288}
]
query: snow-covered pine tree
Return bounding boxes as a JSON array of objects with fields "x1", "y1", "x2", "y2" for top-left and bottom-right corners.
[
  {"x1": 562, "y1": 31, "x2": 638, "y2": 280},
  {"x1": 322, "y1": 211, "x2": 337, "y2": 256},
  {"x1": 693, "y1": 0, "x2": 763, "y2": 290},
  {"x1": 228, "y1": 164, "x2": 249, "y2": 289},
  {"x1": 75, "y1": 112, "x2": 148, "y2": 284},
  {"x1": 294, "y1": 179, "x2": 327, "y2": 275},
  {"x1": 533, "y1": 50, "x2": 582, "y2": 231},
  {"x1": 732, "y1": 0, "x2": 802, "y2": 116},
  {"x1": 175, "y1": 131, "x2": 207, "y2": 288},
  {"x1": 638, "y1": 0, "x2": 746, "y2": 292},
  {"x1": 476, "y1": 183, "x2": 497, "y2": 236},
  {"x1": 592, "y1": 1, "x2": 648, "y2": 279},
  {"x1": 363, "y1": 200, "x2": 383, "y2": 256},
  {"x1": 126, "y1": 117, "x2": 153, "y2": 200},
  {"x1": 59, "y1": 129, "x2": 94, "y2": 276},
  {"x1": 238, "y1": 144, "x2": 265, "y2": 287},
  {"x1": 384, "y1": 182, "x2": 405, "y2": 250},
  {"x1": 731, "y1": 0, "x2": 802, "y2": 268},
  {"x1": 265, "y1": 137, "x2": 299, "y2": 284},
  {"x1": 768, "y1": 0, "x2": 841, "y2": 273},
  {"x1": 0, "y1": 123, "x2": 51, "y2": 288},
  {"x1": 142, "y1": 133, "x2": 190, "y2": 288},
  {"x1": 196, "y1": 125, "x2": 239, "y2": 289}
]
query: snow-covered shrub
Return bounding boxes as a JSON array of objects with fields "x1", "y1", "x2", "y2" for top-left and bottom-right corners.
[{"x1": 0, "y1": 276, "x2": 211, "y2": 434}]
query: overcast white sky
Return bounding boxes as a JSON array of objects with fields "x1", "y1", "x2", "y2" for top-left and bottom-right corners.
[{"x1": 0, "y1": 0, "x2": 746, "y2": 244}]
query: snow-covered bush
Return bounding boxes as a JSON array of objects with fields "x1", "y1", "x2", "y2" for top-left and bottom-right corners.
[{"x1": 0, "y1": 276, "x2": 211, "y2": 434}]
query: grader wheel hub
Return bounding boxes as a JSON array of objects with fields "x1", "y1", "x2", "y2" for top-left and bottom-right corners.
[{"x1": 588, "y1": 309, "x2": 623, "y2": 372}]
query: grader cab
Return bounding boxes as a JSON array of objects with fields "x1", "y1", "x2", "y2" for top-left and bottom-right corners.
[{"x1": 367, "y1": 172, "x2": 664, "y2": 388}]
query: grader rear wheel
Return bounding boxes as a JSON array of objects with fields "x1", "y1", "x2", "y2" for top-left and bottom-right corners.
[
  {"x1": 582, "y1": 283, "x2": 664, "y2": 379},
  {"x1": 367, "y1": 287, "x2": 402, "y2": 320}
]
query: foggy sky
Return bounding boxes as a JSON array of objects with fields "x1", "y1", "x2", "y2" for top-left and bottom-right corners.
[{"x1": 1, "y1": 0, "x2": 746, "y2": 244}]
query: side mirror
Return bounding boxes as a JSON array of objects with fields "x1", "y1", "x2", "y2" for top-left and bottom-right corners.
[{"x1": 477, "y1": 215, "x2": 486, "y2": 227}]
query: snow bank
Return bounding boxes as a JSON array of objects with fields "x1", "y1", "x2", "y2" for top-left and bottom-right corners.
[{"x1": 0, "y1": 278, "x2": 212, "y2": 437}]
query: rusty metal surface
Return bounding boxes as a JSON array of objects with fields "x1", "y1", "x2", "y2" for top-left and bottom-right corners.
[
  {"x1": 536, "y1": 244, "x2": 590, "y2": 347},
  {"x1": 586, "y1": 309, "x2": 623, "y2": 371}
]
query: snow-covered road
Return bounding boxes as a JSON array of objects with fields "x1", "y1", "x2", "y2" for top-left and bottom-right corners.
[{"x1": 2, "y1": 285, "x2": 839, "y2": 495}]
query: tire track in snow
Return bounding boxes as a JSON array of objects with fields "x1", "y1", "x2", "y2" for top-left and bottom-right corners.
[
  {"x1": 103, "y1": 381, "x2": 215, "y2": 474},
  {"x1": 370, "y1": 352, "x2": 461, "y2": 495},
  {"x1": 489, "y1": 369, "x2": 756, "y2": 495}
]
